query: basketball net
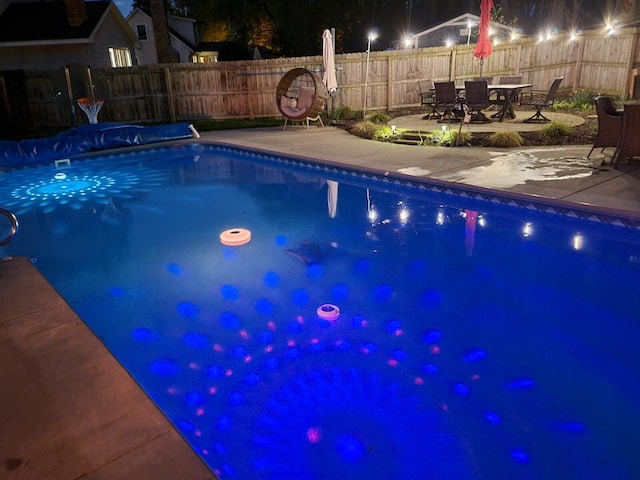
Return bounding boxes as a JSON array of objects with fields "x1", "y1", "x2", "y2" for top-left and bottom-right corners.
[{"x1": 77, "y1": 97, "x2": 104, "y2": 124}]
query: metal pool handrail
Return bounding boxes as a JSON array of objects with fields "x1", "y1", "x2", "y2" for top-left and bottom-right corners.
[{"x1": 0, "y1": 208, "x2": 19, "y2": 246}]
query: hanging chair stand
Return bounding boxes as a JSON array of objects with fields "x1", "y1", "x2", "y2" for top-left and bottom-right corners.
[{"x1": 276, "y1": 68, "x2": 328, "y2": 130}]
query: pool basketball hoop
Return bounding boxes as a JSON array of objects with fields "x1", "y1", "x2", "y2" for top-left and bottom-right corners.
[{"x1": 77, "y1": 97, "x2": 104, "y2": 124}]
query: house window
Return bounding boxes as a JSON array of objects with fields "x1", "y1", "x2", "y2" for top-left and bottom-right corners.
[
  {"x1": 108, "y1": 47, "x2": 133, "y2": 68},
  {"x1": 192, "y1": 52, "x2": 218, "y2": 63},
  {"x1": 136, "y1": 24, "x2": 148, "y2": 40}
]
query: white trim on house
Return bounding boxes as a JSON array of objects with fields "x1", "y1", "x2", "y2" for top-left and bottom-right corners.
[
  {"x1": 126, "y1": 7, "x2": 197, "y2": 64},
  {"x1": 412, "y1": 13, "x2": 515, "y2": 48}
]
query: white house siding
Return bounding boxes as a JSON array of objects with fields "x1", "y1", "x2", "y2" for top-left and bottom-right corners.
[
  {"x1": 90, "y1": 11, "x2": 138, "y2": 67},
  {"x1": 168, "y1": 15, "x2": 196, "y2": 45},
  {"x1": 170, "y1": 37, "x2": 192, "y2": 62},
  {"x1": 128, "y1": 9, "x2": 157, "y2": 65},
  {"x1": 127, "y1": 10, "x2": 195, "y2": 64}
]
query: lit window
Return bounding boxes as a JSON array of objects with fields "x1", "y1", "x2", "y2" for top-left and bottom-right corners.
[
  {"x1": 108, "y1": 47, "x2": 133, "y2": 68},
  {"x1": 136, "y1": 24, "x2": 148, "y2": 40}
]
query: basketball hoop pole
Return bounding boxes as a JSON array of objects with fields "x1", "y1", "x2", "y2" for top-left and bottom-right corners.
[
  {"x1": 86, "y1": 65, "x2": 95, "y2": 99},
  {"x1": 64, "y1": 65, "x2": 76, "y2": 126}
]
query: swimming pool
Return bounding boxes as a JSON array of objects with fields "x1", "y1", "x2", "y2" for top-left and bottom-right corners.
[{"x1": 1, "y1": 143, "x2": 639, "y2": 479}]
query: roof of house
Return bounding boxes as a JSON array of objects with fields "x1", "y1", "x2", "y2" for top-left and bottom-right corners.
[
  {"x1": 414, "y1": 13, "x2": 514, "y2": 38},
  {"x1": 0, "y1": 0, "x2": 110, "y2": 43}
]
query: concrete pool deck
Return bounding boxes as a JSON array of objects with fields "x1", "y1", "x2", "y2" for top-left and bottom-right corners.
[
  {"x1": 1, "y1": 125, "x2": 639, "y2": 479},
  {"x1": 200, "y1": 123, "x2": 640, "y2": 217}
]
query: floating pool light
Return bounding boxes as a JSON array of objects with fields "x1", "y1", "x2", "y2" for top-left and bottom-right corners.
[
  {"x1": 54, "y1": 172, "x2": 67, "y2": 180},
  {"x1": 220, "y1": 228, "x2": 251, "y2": 246},
  {"x1": 316, "y1": 303, "x2": 340, "y2": 321}
]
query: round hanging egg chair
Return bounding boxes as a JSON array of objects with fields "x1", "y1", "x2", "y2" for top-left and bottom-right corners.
[{"x1": 276, "y1": 68, "x2": 328, "y2": 129}]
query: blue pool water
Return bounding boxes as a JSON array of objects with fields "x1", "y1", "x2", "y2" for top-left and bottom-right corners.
[{"x1": 1, "y1": 143, "x2": 640, "y2": 479}]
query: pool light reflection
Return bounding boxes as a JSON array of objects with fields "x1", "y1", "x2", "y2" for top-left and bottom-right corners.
[{"x1": 572, "y1": 233, "x2": 584, "y2": 250}]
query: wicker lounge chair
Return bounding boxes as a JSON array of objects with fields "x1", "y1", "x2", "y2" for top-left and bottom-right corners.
[
  {"x1": 276, "y1": 68, "x2": 328, "y2": 130},
  {"x1": 613, "y1": 104, "x2": 640, "y2": 168},
  {"x1": 588, "y1": 96, "x2": 622, "y2": 161}
]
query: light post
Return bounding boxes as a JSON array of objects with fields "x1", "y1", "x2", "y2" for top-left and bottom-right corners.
[{"x1": 363, "y1": 31, "x2": 377, "y2": 117}]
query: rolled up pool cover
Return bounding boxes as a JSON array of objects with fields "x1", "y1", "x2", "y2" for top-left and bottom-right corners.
[{"x1": 0, "y1": 122, "x2": 197, "y2": 168}]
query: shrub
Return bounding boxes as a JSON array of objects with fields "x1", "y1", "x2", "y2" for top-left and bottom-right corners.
[
  {"x1": 368, "y1": 112, "x2": 392, "y2": 124},
  {"x1": 569, "y1": 90, "x2": 597, "y2": 111},
  {"x1": 449, "y1": 129, "x2": 472, "y2": 146},
  {"x1": 426, "y1": 128, "x2": 472, "y2": 146},
  {"x1": 331, "y1": 106, "x2": 364, "y2": 121},
  {"x1": 553, "y1": 91, "x2": 596, "y2": 112},
  {"x1": 541, "y1": 121, "x2": 572, "y2": 139},
  {"x1": 372, "y1": 125, "x2": 397, "y2": 142},
  {"x1": 487, "y1": 131, "x2": 524, "y2": 147},
  {"x1": 350, "y1": 120, "x2": 378, "y2": 139}
]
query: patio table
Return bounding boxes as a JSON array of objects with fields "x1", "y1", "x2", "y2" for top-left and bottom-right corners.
[
  {"x1": 429, "y1": 83, "x2": 532, "y2": 122},
  {"x1": 488, "y1": 83, "x2": 533, "y2": 122}
]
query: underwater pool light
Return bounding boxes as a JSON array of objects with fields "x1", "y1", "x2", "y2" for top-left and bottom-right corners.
[{"x1": 0, "y1": 161, "x2": 165, "y2": 215}]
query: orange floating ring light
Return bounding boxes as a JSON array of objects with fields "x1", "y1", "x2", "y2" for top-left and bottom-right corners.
[
  {"x1": 220, "y1": 228, "x2": 251, "y2": 246},
  {"x1": 316, "y1": 303, "x2": 340, "y2": 321}
]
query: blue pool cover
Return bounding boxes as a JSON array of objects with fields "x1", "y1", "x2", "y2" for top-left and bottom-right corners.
[{"x1": 0, "y1": 122, "x2": 196, "y2": 168}]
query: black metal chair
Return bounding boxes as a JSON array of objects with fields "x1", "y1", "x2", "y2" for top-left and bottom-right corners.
[
  {"x1": 519, "y1": 76, "x2": 564, "y2": 123},
  {"x1": 464, "y1": 80, "x2": 491, "y2": 123},
  {"x1": 613, "y1": 104, "x2": 640, "y2": 168},
  {"x1": 433, "y1": 81, "x2": 458, "y2": 123},
  {"x1": 417, "y1": 79, "x2": 439, "y2": 119},
  {"x1": 588, "y1": 96, "x2": 622, "y2": 161}
]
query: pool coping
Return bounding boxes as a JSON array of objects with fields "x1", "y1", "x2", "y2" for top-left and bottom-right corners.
[
  {"x1": 203, "y1": 140, "x2": 640, "y2": 231},
  {"x1": 0, "y1": 256, "x2": 216, "y2": 479}
]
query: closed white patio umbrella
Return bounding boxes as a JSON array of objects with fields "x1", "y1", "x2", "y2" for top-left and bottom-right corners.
[
  {"x1": 327, "y1": 180, "x2": 338, "y2": 218},
  {"x1": 322, "y1": 29, "x2": 338, "y2": 94}
]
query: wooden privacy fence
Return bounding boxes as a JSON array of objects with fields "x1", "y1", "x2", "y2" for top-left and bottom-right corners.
[{"x1": 5, "y1": 27, "x2": 640, "y2": 127}]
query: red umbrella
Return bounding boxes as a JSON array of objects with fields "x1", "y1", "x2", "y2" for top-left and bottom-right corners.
[{"x1": 474, "y1": 0, "x2": 494, "y2": 77}]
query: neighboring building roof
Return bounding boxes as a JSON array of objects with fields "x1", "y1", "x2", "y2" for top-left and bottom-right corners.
[
  {"x1": 0, "y1": 1, "x2": 111, "y2": 43},
  {"x1": 413, "y1": 12, "x2": 515, "y2": 46},
  {"x1": 415, "y1": 13, "x2": 514, "y2": 37}
]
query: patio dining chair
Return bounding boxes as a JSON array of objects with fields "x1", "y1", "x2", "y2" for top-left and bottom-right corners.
[
  {"x1": 498, "y1": 76, "x2": 523, "y2": 85},
  {"x1": 613, "y1": 103, "x2": 640, "y2": 168},
  {"x1": 433, "y1": 81, "x2": 458, "y2": 123},
  {"x1": 464, "y1": 80, "x2": 491, "y2": 123},
  {"x1": 519, "y1": 76, "x2": 564, "y2": 123},
  {"x1": 588, "y1": 96, "x2": 622, "y2": 161},
  {"x1": 417, "y1": 79, "x2": 439, "y2": 119}
]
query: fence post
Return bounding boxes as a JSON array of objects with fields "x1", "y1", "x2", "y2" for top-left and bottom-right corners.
[
  {"x1": 449, "y1": 49, "x2": 457, "y2": 81},
  {"x1": 164, "y1": 66, "x2": 176, "y2": 123},
  {"x1": 387, "y1": 54, "x2": 393, "y2": 111},
  {"x1": 245, "y1": 66, "x2": 255, "y2": 119},
  {"x1": 573, "y1": 39, "x2": 585, "y2": 92},
  {"x1": 624, "y1": 30, "x2": 639, "y2": 98}
]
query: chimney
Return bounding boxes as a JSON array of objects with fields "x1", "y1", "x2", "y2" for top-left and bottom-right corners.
[
  {"x1": 149, "y1": 0, "x2": 180, "y2": 63},
  {"x1": 64, "y1": 0, "x2": 88, "y2": 27}
]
